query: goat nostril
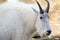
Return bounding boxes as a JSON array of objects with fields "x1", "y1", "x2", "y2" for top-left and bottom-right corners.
[{"x1": 46, "y1": 30, "x2": 51, "y2": 35}]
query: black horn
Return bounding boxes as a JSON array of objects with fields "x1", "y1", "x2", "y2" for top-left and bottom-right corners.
[
  {"x1": 35, "y1": 0, "x2": 44, "y2": 14},
  {"x1": 45, "y1": 0, "x2": 50, "y2": 13}
]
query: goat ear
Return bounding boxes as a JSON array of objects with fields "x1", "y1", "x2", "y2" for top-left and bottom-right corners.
[{"x1": 32, "y1": 7, "x2": 39, "y2": 13}]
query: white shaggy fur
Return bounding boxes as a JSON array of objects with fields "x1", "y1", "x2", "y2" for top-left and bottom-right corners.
[{"x1": 0, "y1": 0, "x2": 51, "y2": 40}]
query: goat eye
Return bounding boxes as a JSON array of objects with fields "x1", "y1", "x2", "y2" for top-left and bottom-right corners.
[{"x1": 40, "y1": 17, "x2": 43, "y2": 19}]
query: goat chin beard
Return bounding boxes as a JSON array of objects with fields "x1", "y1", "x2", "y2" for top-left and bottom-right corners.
[
  {"x1": 32, "y1": 34, "x2": 48, "y2": 39},
  {"x1": 40, "y1": 33, "x2": 49, "y2": 38},
  {"x1": 41, "y1": 34, "x2": 47, "y2": 38},
  {"x1": 32, "y1": 32, "x2": 47, "y2": 38}
]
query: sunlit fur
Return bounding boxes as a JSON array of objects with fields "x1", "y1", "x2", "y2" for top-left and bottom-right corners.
[{"x1": 0, "y1": 0, "x2": 51, "y2": 40}]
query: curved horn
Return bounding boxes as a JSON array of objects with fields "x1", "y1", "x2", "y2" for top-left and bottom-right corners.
[
  {"x1": 35, "y1": 0, "x2": 44, "y2": 14},
  {"x1": 45, "y1": 0, "x2": 50, "y2": 13}
]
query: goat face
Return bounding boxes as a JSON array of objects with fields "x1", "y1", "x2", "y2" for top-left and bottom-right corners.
[{"x1": 32, "y1": 0, "x2": 51, "y2": 38}]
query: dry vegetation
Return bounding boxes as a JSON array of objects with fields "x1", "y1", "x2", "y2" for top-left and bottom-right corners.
[{"x1": 0, "y1": 0, "x2": 60, "y2": 40}]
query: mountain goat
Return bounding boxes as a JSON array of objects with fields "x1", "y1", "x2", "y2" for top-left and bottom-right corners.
[{"x1": 0, "y1": 0, "x2": 51, "y2": 40}]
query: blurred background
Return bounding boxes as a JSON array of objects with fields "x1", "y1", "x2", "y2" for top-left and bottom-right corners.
[{"x1": 0, "y1": 0, "x2": 60, "y2": 40}]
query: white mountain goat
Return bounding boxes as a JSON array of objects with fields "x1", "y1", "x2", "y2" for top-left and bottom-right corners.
[{"x1": 0, "y1": 0, "x2": 51, "y2": 40}]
